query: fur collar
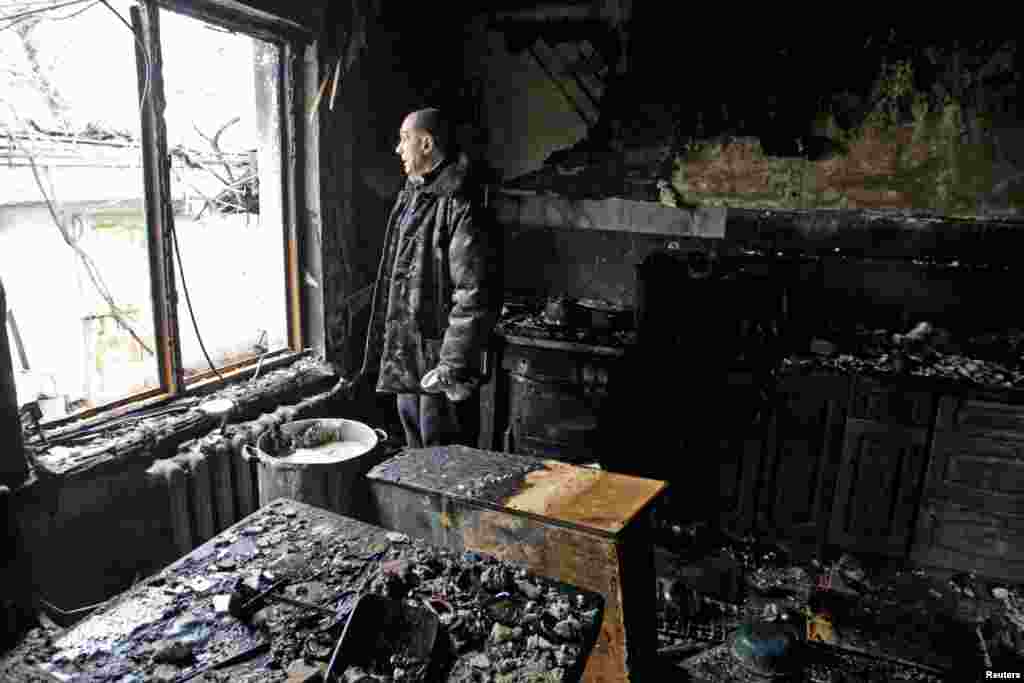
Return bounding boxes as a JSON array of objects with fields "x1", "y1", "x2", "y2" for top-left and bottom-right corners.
[{"x1": 417, "y1": 152, "x2": 475, "y2": 197}]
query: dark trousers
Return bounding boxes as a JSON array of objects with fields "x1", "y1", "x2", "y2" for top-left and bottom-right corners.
[{"x1": 396, "y1": 391, "x2": 480, "y2": 449}]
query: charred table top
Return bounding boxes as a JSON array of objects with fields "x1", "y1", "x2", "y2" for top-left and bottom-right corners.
[
  {"x1": 369, "y1": 446, "x2": 666, "y2": 538},
  {"x1": 34, "y1": 499, "x2": 603, "y2": 682}
]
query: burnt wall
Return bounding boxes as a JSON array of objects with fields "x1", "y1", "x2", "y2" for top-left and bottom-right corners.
[
  {"x1": 494, "y1": 195, "x2": 1023, "y2": 340},
  {"x1": 462, "y1": 19, "x2": 590, "y2": 182},
  {"x1": 501, "y1": 227, "x2": 678, "y2": 307},
  {"x1": 789, "y1": 259, "x2": 1021, "y2": 341},
  {"x1": 467, "y1": 16, "x2": 1023, "y2": 313}
]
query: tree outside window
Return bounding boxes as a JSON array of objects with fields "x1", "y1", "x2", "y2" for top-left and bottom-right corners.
[{"x1": 0, "y1": 0, "x2": 302, "y2": 422}]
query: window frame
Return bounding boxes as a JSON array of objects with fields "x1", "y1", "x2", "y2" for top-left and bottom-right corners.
[{"x1": 32, "y1": 0, "x2": 316, "y2": 428}]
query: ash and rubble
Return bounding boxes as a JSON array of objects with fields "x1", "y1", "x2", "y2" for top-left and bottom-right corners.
[
  {"x1": 783, "y1": 323, "x2": 1024, "y2": 392},
  {"x1": 367, "y1": 446, "x2": 550, "y2": 504},
  {"x1": 0, "y1": 501, "x2": 600, "y2": 683},
  {"x1": 652, "y1": 521, "x2": 1024, "y2": 681},
  {"x1": 24, "y1": 357, "x2": 337, "y2": 478}
]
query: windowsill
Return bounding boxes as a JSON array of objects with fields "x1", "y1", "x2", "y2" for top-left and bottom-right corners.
[
  {"x1": 35, "y1": 350, "x2": 313, "y2": 437},
  {"x1": 18, "y1": 352, "x2": 336, "y2": 487}
]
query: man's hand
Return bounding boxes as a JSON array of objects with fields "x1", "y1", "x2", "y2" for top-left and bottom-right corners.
[{"x1": 435, "y1": 362, "x2": 454, "y2": 387}]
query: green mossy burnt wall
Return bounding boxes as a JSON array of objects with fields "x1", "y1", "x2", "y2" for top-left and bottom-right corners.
[{"x1": 667, "y1": 104, "x2": 1022, "y2": 218}]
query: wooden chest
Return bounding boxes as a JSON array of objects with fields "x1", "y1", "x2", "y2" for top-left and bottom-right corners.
[{"x1": 365, "y1": 446, "x2": 668, "y2": 683}]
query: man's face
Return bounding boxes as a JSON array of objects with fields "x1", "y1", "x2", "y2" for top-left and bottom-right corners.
[{"x1": 395, "y1": 116, "x2": 432, "y2": 177}]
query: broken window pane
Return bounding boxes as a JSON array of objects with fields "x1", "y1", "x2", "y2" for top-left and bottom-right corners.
[
  {"x1": 0, "y1": 0, "x2": 159, "y2": 419},
  {"x1": 160, "y1": 9, "x2": 289, "y2": 381}
]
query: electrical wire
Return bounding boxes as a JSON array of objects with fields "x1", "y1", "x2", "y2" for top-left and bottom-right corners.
[
  {"x1": 42, "y1": 0, "x2": 100, "y2": 21},
  {"x1": 98, "y1": 0, "x2": 150, "y2": 112},
  {"x1": 169, "y1": 220, "x2": 225, "y2": 382},
  {"x1": 37, "y1": 595, "x2": 108, "y2": 617},
  {"x1": 0, "y1": 0, "x2": 92, "y2": 28}
]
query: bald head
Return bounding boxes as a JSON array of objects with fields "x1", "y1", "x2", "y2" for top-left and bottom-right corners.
[
  {"x1": 396, "y1": 108, "x2": 451, "y2": 177},
  {"x1": 406, "y1": 108, "x2": 450, "y2": 152}
]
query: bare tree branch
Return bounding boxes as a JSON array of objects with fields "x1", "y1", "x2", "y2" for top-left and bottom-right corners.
[
  {"x1": 171, "y1": 145, "x2": 232, "y2": 187},
  {"x1": 12, "y1": 17, "x2": 72, "y2": 132},
  {"x1": 170, "y1": 164, "x2": 249, "y2": 217},
  {"x1": 3, "y1": 117, "x2": 154, "y2": 357},
  {"x1": 191, "y1": 116, "x2": 239, "y2": 183}
]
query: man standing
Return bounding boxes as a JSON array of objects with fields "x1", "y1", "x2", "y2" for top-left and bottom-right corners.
[{"x1": 339, "y1": 108, "x2": 496, "y2": 448}]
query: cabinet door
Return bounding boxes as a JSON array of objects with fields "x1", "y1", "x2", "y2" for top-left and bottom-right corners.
[
  {"x1": 911, "y1": 500, "x2": 1024, "y2": 583},
  {"x1": 830, "y1": 418, "x2": 930, "y2": 556},
  {"x1": 758, "y1": 374, "x2": 850, "y2": 546},
  {"x1": 714, "y1": 432, "x2": 764, "y2": 536},
  {"x1": 507, "y1": 374, "x2": 599, "y2": 465}
]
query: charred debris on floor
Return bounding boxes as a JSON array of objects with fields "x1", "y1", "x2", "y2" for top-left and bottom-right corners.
[{"x1": 652, "y1": 521, "x2": 1024, "y2": 680}]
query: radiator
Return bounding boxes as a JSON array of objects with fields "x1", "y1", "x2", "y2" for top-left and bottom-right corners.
[{"x1": 145, "y1": 397, "x2": 326, "y2": 557}]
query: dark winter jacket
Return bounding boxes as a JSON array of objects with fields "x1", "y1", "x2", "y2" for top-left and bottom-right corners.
[{"x1": 359, "y1": 152, "x2": 497, "y2": 394}]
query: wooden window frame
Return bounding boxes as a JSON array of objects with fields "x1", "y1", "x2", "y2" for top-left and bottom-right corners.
[{"x1": 37, "y1": 0, "x2": 316, "y2": 429}]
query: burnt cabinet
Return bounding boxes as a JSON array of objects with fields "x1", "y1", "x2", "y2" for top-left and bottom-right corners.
[
  {"x1": 830, "y1": 419, "x2": 931, "y2": 556},
  {"x1": 714, "y1": 429, "x2": 765, "y2": 535},
  {"x1": 757, "y1": 373, "x2": 850, "y2": 547},
  {"x1": 830, "y1": 378, "x2": 936, "y2": 557},
  {"x1": 912, "y1": 397, "x2": 1024, "y2": 580}
]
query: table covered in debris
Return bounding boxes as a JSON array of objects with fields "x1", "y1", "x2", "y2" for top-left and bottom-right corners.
[{"x1": 34, "y1": 499, "x2": 604, "y2": 682}]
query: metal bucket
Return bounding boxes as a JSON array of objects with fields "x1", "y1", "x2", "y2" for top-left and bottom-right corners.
[{"x1": 254, "y1": 418, "x2": 388, "y2": 517}]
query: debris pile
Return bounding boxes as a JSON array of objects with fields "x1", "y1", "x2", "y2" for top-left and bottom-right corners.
[
  {"x1": 2, "y1": 501, "x2": 600, "y2": 682},
  {"x1": 785, "y1": 324, "x2": 1024, "y2": 391},
  {"x1": 653, "y1": 525, "x2": 1024, "y2": 680},
  {"x1": 25, "y1": 357, "x2": 336, "y2": 477}
]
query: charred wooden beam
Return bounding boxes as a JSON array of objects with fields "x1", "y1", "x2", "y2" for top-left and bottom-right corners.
[
  {"x1": 155, "y1": 0, "x2": 313, "y2": 43},
  {"x1": 134, "y1": 2, "x2": 182, "y2": 395}
]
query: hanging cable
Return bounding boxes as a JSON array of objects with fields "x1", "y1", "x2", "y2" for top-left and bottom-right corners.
[
  {"x1": 45, "y1": 0, "x2": 100, "y2": 21},
  {"x1": 0, "y1": 0, "x2": 93, "y2": 29},
  {"x1": 169, "y1": 221, "x2": 225, "y2": 382},
  {"x1": 98, "y1": 0, "x2": 150, "y2": 111},
  {"x1": 37, "y1": 594, "x2": 109, "y2": 617}
]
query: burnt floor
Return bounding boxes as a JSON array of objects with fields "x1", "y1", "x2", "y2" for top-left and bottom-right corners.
[
  {"x1": 649, "y1": 518, "x2": 1024, "y2": 682},
  {"x1": 3, "y1": 519, "x2": 1023, "y2": 682}
]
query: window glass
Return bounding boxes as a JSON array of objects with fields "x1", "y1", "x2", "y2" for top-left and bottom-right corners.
[
  {"x1": 0, "y1": 0, "x2": 159, "y2": 419},
  {"x1": 160, "y1": 9, "x2": 289, "y2": 381}
]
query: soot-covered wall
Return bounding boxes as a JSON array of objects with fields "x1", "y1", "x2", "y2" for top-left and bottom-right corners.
[{"x1": 467, "y1": 15, "x2": 1022, "y2": 318}]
